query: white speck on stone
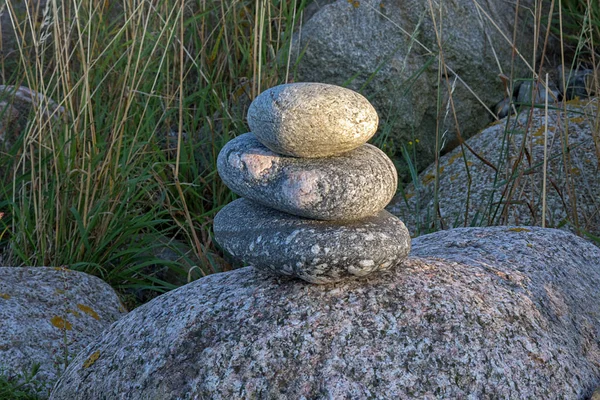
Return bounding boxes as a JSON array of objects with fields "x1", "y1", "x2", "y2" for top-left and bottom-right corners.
[
  {"x1": 314, "y1": 263, "x2": 328, "y2": 271},
  {"x1": 256, "y1": 236, "x2": 262, "y2": 243},
  {"x1": 311, "y1": 244, "x2": 321, "y2": 254},
  {"x1": 249, "y1": 242, "x2": 255, "y2": 252},
  {"x1": 323, "y1": 247, "x2": 331, "y2": 254},
  {"x1": 285, "y1": 230, "x2": 301, "y2": 245},
  {"x1": 296, "y1": 262, "x2": 304, "y2": 268},
  {"x1": 347, "y1": 264, "x2": 371, "y2": 276},
  {"x1": 364, "y1": 233, "x2": 375, "y2": 241},
  {"x1": 228, "y1": 152, "x2": 243, "y2": 169},
  {"x1": 359, "y1": 259, "x2": 375, "y2": 268}
]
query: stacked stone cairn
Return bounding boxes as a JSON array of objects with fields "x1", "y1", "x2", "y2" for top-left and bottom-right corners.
[{"x1": 213, "y1": 83, "x2": 411, "y2": 284}]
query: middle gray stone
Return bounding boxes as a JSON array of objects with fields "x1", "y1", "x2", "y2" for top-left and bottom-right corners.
[{"x1": 217, "y1": 133, "x2": 398, "y2": 221}]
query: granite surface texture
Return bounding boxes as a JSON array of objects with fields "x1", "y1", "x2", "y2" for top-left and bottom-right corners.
[
  {"x1": 0, "y1": 267, "x2": 127, "y2": 397},
  {"x1": 51, "y1": 227, "x2": 600, "y2": 399}
]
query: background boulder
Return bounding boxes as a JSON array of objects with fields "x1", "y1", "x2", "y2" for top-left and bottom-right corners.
[
  {"x1": 293, "y1": 0, "x2": 538, "y2": 174},
  {"x1": 0, "y1": 267, "x2": 127, "y2": 397},
  {"x1": 51, "y1": 227, "x2": 600, "y2": 399},
  {"x1": 388, "y1": 98, "x2": 600, "y2": 238},
  {"x1": 0, "y1": 85, "x2": 64, "y2": 151}
]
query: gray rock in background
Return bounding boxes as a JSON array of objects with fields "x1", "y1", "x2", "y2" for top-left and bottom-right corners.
[
  {"x1": 217, "y1": 133, "x2": 397, "y2": 220},
  {"x1": 0, "y1": 86, "x2": 65, "y2": 182},
  {"x1": 213, "y1": 198, "x2": 410, "y2": 283},
  {"x1": 247, "y1": 82, "x2": 379, "y2": 158},
  {"x1": 388, "y1": 97, "x2": 600, "y2": 238},
  {"x1": 0, "y1": 85, "x2": 64, "y2": 150},
  {"x1": 558, "y1": 65, "x2": 597, "y2": 100},
  {"x1": 0, "y1": 267, "x2": 127, "y2": 398},
  {"x1": 515, "y1": 80, "x2": 560, "y2": 106},
  {"x1": 51, "y1": 227, "x2": 600, "y2": 399},
  {"x1": 0, "y1": 101, "x2": 20, "y2": 146},
  {"x1": 494, "y1": 79, "x2": 561, "y2": 119},
  {"x1": 293, "y1": 0, "x2": 537, "y2": 174}
]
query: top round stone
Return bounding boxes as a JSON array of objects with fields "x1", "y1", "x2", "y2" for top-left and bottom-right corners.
[{"x1": 247, "y1": 83, "x2": 378, "y2": 158}]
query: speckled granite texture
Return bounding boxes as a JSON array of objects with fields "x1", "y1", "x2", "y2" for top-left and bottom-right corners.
[
  {"x1": 213, "y1": 198, "x2": 410, "y2": 283},
  {"x1": 247, "y1": 82, "x2": 378, "y2": 157},
  {"x1": 0, "y1": 267, "x2": 127, "y2": 397},
  {"x1": 388, "y1": 98, "x2": 600, "y2": 238},
  {"x1": 217, "y1": 133, "x2": 398, "y2": 220},
  {"x1": 51, "y1": 227, "x2": 600, "y2": 399}
]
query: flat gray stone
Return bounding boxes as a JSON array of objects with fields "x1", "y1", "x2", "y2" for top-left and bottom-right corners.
[
  {"x1": 217, "y1": 133, "x2": 397, "y2": 220},
  {"x1": 247, "y1": 82, "x2": 378, "y2": 157},
  {"x1": 51, "y1": 227, "x2": 600, "y2": 399},
  {"x1": 0, "y1": 267, "x2": 127, "y2": 397},
  {"x1": 213, "y1": 198, "x2": 410, "y2": 283}
]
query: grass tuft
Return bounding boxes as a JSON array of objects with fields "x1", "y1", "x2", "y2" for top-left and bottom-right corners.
[{"x1": 0, "y1": 0, "x2": 306, "y2": 304}]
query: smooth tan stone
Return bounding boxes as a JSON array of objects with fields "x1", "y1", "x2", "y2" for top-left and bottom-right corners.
[
  {"x1": 213, "y1": 198, "x2": 411, "y2": 284},
  {"x1": 247, "y1": 82, "x2": 378, "y2": 158}
]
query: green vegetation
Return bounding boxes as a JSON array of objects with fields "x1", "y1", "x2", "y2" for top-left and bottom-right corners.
[
  {"x1": 0, "y1": 364, "x2": 45, "y2": 400},
  {"x1": 551, "y1": 0, "x2": 599, "y2": 59},
  {"x1": 0, "y1": 0, "x2": 306, "y2": 305}
]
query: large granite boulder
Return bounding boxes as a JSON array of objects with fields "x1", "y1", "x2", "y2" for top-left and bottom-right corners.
[
  {"x1": 387, "y1": 97, "x2": 600, "y2": 238},
  {"x1": 0, "y1": 267, "x2": 127, "y2": 397},
  {"x1": 51, "y1": 227, "x2": 600, "y2": 399},
  {"x1": 293, "y1": 0, "x2": 538, "y2": 173}
]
